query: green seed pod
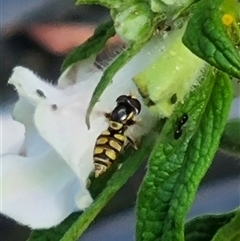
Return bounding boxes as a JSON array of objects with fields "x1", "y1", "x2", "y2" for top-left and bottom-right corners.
[
  {"x1": 112, "y1": 3, "x2": 154, "y2": 42},
  {"x1": 133, "y1": 25, "x2": 205, "y2": 118}
]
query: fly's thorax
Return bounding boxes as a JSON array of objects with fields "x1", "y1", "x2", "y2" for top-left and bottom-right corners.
[{"x1": 110, "y1": 104, "x2": 137, "y2": 124}]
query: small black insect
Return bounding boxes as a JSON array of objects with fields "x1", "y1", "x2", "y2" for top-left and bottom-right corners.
[
  {"x1": 51, "y1": 104, "x2": 58, "y2": 110},
  {"x1": 174, "y1": 128, "x2": 182, "y2": 140},
  {"x1": 36, "y1": 89, "x2": 46, "y2": 98},
  {"x1": 178, "y1": 113, "x2": 188, "y2": 127},
  {"x1": 174, "y1": 113, "x2": 188, "y2": 140}
]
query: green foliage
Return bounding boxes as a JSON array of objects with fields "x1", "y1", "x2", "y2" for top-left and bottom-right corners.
[
  {"x1": 76, "y1": 0, "x2": 137, "y2": 9},
  {"x1": 182, "y1": 0, "x2": 240, "y2": 78},
  {"x1": 136, "y1": 69, "x2": 233, "y2": 241},
  {"x1": 113, "y1": 3, "x2": 154, "y2": 42},
  {"x1": 133, "y1": 25, "x2": 205, "y2": 117},
  {"x1": 149, "y1": 0, "x2": 195, "y2": 13},
  {"x1": 211, "y1": 210, "x2": 240, "y2": 241},
  {"x1": 185, "y1": 210, "x2": 236, "y2": 241},
  {"x1": 61, "y1": 20, "x2": 115, "y2": 72},
  {"x1": 29, "y1": 0, "x2": 240, "y2": 240},
  {"x1": 220, "y1": 119, "x2": 240, "y2": 156}
]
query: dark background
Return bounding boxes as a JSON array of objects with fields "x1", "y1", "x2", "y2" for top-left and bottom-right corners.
[{"x1": 1, "y1": 1, "x2": 240, "y2": 240}]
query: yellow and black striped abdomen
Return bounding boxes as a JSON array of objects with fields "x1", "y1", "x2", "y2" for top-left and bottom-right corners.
[{"x1": 93, "y1": 129, "x2": 126, "y2": 177}]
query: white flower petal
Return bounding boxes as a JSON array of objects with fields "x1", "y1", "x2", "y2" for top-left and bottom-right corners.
[
  {"x1": 34, "y1": 99, "x2": 98, "y2": 183},
  {"x1": 9, "y1": 67, "x2": 63, "y2": 106},
  {"x1": 1, "y1": 109, "x2": 24, "y2": 155},
  {"x1": 34, "y1": 73, "x2": 106, "y2": 182},
  {"x1": 12, "y1": 96, "x2": 51, "y2": 157},
  {"x1": 1, "y1": 150, "x2": 92, "y2": 229}
]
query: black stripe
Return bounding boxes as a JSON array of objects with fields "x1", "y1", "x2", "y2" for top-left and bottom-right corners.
[
  {"x1": 94, "y1": 156, "x2": 115, "y2": 166},
  {"x1": 94, "y1": 159, "x2": 109, "y2": 167},
  {"x1": 94, "y1": 153, "x2": 115, "y2": 164}
]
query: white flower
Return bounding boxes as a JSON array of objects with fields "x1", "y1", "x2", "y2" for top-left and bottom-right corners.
[
  {"x1": 1, "y1": 40, "x2": 159, "y2": 229},
  {"x1": 3, "y1": 28, "x2": 238, "y2": 230}
]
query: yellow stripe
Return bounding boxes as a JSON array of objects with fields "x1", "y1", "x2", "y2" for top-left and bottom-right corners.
[
  {"x1": 114, "y1": 134, "x2": 125, "y2": 142},
  {"x1": 109, "y1": 139, "x2": 122, "y2": 152},
  {"x1": 94, "y1": 147, "x2": 104, "y2": 155},
  {"x1": 105, "y1": 149, "x2": 117, "y2": 160},
  {"x1": 101, "y1": 130, "x2": 111, "y2": 136},
  {"x1": 96, "y1": 137, "x2": 108, "y2": 145}
]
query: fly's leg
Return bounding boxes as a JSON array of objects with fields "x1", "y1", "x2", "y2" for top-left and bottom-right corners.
[
  {"x1": 126, "y1": 136, "x2": 138, "y2": 150},
  {"x1": 104, "y1": 112, "x2": 111, "y2": 120}
]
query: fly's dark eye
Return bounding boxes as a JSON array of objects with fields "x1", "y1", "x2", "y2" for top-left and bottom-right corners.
[
  {"x1": 116, "y1": 94, "x2": 141, "y2": 115},
  {"x1": 116, "y1": 95, "x2": 128, "y2": 104},
  {"x1": 128, "y1": 98, "x2": 141, "y2": 114}
]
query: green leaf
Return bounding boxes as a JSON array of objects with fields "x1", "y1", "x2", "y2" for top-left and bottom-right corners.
[
  {"x1": 185, "y1": 210, "x2": 236, "y2": 241},
  {"x1": 220, "y1": 119, "x2": 240, "y2": 156},
  {"x1": 149, "y1": 0, "x2": 195, "y2": 13},
  {"x1": 61, "y1": 20, "x2": 115, "y2": 72},
  {"x1": 59, "y1": 132, "x2": 156, "y2": 241},
  {"x1": 182, "y1": 0, "x2": 240, "y2": 78},
  {"x1": 136, "y1": 68, "x2": 233, "y2": 241},
  {"x1": 76, "y1": 0, "x2": 136, "y2": 9},
  {"x1": 211, "y1": 210, "x2": 240, "y2": 241}
]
